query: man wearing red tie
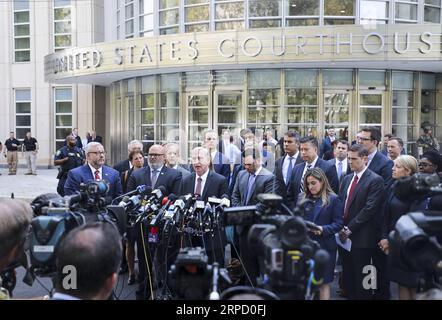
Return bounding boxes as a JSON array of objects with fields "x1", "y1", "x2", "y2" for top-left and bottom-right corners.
[
  {"x1": 338, "y1": 144, "x2": 384, "y2": 300},
  {"x1": 64, "y1": 142, "x2": 122, "y2": 201}
]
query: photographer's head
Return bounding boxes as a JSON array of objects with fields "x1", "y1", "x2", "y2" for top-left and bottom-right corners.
[
  {"x1": 347, "y1": 144, "x2": 369, "y2": 173},
  {"x1": 243, "y1": 147, "x2": 261, "y2": 175},
  {"x1": 392, "y1": 155, "x2": 418, "y2": 180},
  {"x1": 86, "y1": 142, "x2": 106, "y2": 169},
  {"x1": 419, "y1": 151, "x2": 442, "y2": 174},
  {"x1": 0, "y1": 199, "x2": 33, "y2": 271},
  {"x1": 55, "y1": 223, "x2": 122, "y2": 300}
]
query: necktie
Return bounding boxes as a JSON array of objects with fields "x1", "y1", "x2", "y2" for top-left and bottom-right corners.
[
  {"x1": 151, "y1": 169, "x2": 159, "y2": 187},
  {"x1": 286, "y1": 157, "x2": 294, "y2": 186},
  {"x1": 244, "y1": 173, "x2": 256, "y2": 205},
  {"x1": 300, "y1": 164, "x2": 312, "y2": 192},
  {"x1": 195, "y1": 177, "x2": 203, "y2": 196},
  {"x1": 343, "y1": 175, "x2": 359, "y2": 224},
  {"x1": 337, "y1": 161, "x2": 343, "y2": 182},
  {"x1": 94, "y1": 170, "x2": 100, "y2": 181}
]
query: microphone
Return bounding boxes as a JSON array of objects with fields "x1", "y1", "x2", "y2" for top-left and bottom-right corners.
[
  {"x1": 145, "y1": 186, "x2": 167, "y2": 203},
  {"x1": 118, "y1": 196, "x2": 130, "y2": 207},
  {"x1": 118, "y1": 195, "x2": 141, "y2": 208},
  {"x1": 112, "y1": 184, "x2": 148, "y2": 204},
  {"x1": 312, "y1": 249, "x2": 330, "y2": 286}
]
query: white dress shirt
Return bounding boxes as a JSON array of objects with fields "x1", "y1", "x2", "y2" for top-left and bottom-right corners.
[
  {"x1": 345, "y1": 165, "x2": 368, "y2": 206},
  {"x1": 88, "y1": 164, "x2": 102, "y2": 180},
  {"x1": 282, "y1": 152, "x2": 299, "y2": 184},
  {"x1": 335, "y1": 158, "x2": 348, "y2": 176}
]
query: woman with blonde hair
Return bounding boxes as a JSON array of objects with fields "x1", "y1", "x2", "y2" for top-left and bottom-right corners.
[
  {"x1": 378, "y1": 155, "x2": 419, "y2": 300},
  {"x1": 299, "y1": 167, "x2": 344, "y2": 300}
]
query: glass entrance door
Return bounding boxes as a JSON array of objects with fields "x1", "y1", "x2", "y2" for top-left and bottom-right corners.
[
  {"x1": 186, "y1": 91, "x2": 210, "y2": 154},
  {"x1": 323, "y1": 91, "x2": 351, "y2": 140},
  {"x1": 359, "y1": 91, "x2": 384, "y2": 132},
  {"x1": 214, "y1": 90, "x2": 243, "y2": 137}
]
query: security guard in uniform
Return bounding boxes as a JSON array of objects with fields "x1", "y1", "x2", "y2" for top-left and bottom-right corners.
[{"x1": 54, "y1": 135, "x2": 85, "y2": 196}]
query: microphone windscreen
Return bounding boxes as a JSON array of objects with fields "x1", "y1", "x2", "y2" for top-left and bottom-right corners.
[
  {"x1": 168, "y1": 193, "x2": 178, "y2": 202},
  {"x1": 161, "y1": 197, "x2": 169, "y2": 205}
]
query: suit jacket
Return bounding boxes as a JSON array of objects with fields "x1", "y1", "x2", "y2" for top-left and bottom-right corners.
[
  {"x1": 303, "y1": 195, "x2": 344, "y2": 251},
  {"x1": 87, "y1": 136, "x2": 103, "y2": 144},
  {"x1": 64, "y1": 164, "x2": 122, "y2": 200},
  {"x1": 127, "y1": 165, "x2": 182, "y2": 196},
  {"x1": 180, "y1": 171, "x2": 228, "y2": 201},
  {"x1": 368, "y1": 151, "x2": 393, "y2": 188},
  {"x1": 174, "y1": 164, "x2": 191, "y2": 179},
  {"x1": 232, "y1": 167, "x2": 278, "y2": 206},
  {"x1": 319, "y1": 136, "x2": 333, "y2": 158},
  {"x1": 327, "y1": 158, "x2": 352, "y2": 187},
  {"x1": 274, "y1": 154, "x2": 304, "y2": 201},
  {"x1": 339, "y1": 169, "x2": 384, "y2": 248},
  {"x1": 228, "y1": 164, "x2": 243, "y2": 197},
  {"x1": 287, "y1": 158, "x2": 340, "y2": 209},
  {"x1": 212, "y1": 151, "x2": 231, "y2": 180},
  {"x1": 113, "y1": 158, "x2": 148, "y2": 173}
]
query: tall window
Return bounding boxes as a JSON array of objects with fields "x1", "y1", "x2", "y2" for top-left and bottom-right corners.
[
  {"x1": 324, "y1": 0, "x2": 356, "y2": 25},
  {"x1": 14, "y1": 0, "x2": 30, "y2": 62},
  {"x1": 249, "y1": 0, "x2": 282, "y2": 28},
  {"x1": 159, "y1": 0, "x2": 180, "y2": 35},
  {"x1": 139, "y1": 0, "x2": 154, "y2": 37},
  {"x1": 140, "y1": 76, "x2": 155, "y2": 149},
  {"x1": 392, "y1": 71, "x2": 415, "y2": 153},
  {"x1": 286, "y1": 0, "x2": 320, "y2": 26},
  {"x1": 54, "y1": 87, "x2": 73, "y2": 151},
  {"x1": 117, "y1": 0, "x2": 122, "y2": 39},
  {"x1": 185, "y1": 0, "x2": 210, "y2": 33},
  {"x1": 54, "y1": 0, "x2": 72, "y2": 51},
  {"x1": 395, "y1": 0, "x2": 418, "y2": 23},
  {"x1": 15, "y1": 89, "x2": 31, "y2": 139},
  {"x1": 360, "y1": 0, "x2": 389, "y2": 24},
  {"x1": 215, "y1": 0, "x2": 244, "y2": 30},
  {"x1": 125, "y1": 0, "x2": 135, "y2": 38},
  {"x1": 284, "y1": 70, "x2": 318, "y2": 136},
  {"x1": 160, "y1": 74, "x2": 180, "y2": 144},
  {"x1": 424, "y1": 0, "x2": 441, "y2": 23}
]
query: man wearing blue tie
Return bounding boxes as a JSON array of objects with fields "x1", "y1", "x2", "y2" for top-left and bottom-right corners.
[{"x1": 328, "y1": 140, "x2": 351, "y2": 187}]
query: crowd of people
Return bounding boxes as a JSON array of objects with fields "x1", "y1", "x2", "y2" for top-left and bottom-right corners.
[{"x1": 1, "y1": 125, "x2": 441, "y2": 301}]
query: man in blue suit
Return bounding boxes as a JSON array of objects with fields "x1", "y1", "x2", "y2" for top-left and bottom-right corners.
[
  {"x1": 286, "y1": 136, "x2": 339, "y2": 209},
  {"x1": 319, "y1": 128, "x2": 336, "y2": 158},
  {"x1": 204, "y1": 129, "x2": 231, "y2": 181},
  {"x1": 64, "y1": 142, "x2": 122, "y2": 201}
]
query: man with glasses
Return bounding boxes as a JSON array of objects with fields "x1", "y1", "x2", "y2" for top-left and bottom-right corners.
[
  {"x1": 126, "y1": 144, "x2": 182, "y2": 300},
  {"x1": 64, "y1": 142, "x2": 122, "y2": 200}
]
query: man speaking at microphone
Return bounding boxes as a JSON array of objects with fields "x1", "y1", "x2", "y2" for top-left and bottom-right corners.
[
  {"x1": 180, "y1": 147, "x2": 229, "y2": 266},
  {"x1": 64, "y1": 142, "x2": 122, "y2": 200},
  {"x1": 126, "y1": 144, "x2": 182, "y2": 300}
]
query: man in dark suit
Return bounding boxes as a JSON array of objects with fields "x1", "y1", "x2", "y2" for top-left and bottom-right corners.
[
  {"x1": 181, "y1": 147, "x2": 228, "y2": 265},
  {"x1": 204, "y1": 129, "x2": 230, "y2": 180},
  {"x1": 64, "y1": 142, "x2": 122, "y2": 200},
  {"x1": 232, "y1": 147, "x2": 278, "y2": 285},
  {"x1": 338, "y1": 144, "x2": 384, "y2": 300},
  {"x1": 274, "y1": 130, "x2": 304, "y2": 202},
  {"x1": 87, "y1": 130, "x2": 103, "y2": 144},
  {"x1": 126, "y1": 144, "x2": 182, "y2": 300},
  {"x1": 320, "y1": 128, "x2": 337, "y2": 158},
  {"x1": 286, "y1": 136, "x2": 339, "y2": 209},
  {"x1": 327, "y1": 140, "x2": 352, "y2": 186},
  {"x1": 356, "y1": 127, "x2": 393, "y2": 299}
]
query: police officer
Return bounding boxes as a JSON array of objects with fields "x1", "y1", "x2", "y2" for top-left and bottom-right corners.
[{"x1": 54, "y1": 135, "x2": 85, "y2": 196}]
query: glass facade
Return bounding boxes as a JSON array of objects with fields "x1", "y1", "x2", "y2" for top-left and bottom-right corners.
[
  {"x1": 114, "y1": 0, "x2": 442, "y2": 38},
  {"x1": 54, "y1": 0, "x2": 72, "y2": 51},
  {"x1": 15, "y1": 89, "x2": 31, "y2": 139},
  {"x1": 109, "y1": 69, "x2": 441, "y2": 162},
  {"x1": 54, "y1": 87, "x2": 73, "y2": 151},
  {"x1": 14, "y1": 0, "x2": 30, "y2": 62}
]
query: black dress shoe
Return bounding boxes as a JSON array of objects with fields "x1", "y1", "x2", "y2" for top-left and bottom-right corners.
[{"x1": 128, "y1": 274, "x2": 136, "y2": 285}]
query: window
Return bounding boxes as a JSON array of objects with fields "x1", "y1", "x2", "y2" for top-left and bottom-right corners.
[
  {"x1": 185, "y1": 0, "x2": 210, "y2": 33},
  {"x1": 360, "y1": 0, "x2": 389, "y2": 24},
  {"x1": 324, "y1": 0, "x2": 355, "y2": 25},
  {"x1": 424, "y1": 0, "x2": 441, "y2": 23},
  {"x1": 392, "y1": 71, "x2": 415, "y2": 153},
  {"x1": 139, "y1": 0, "x2": 154, "y2": 37},
  {"x1": 395, "y1": 0, "x2": 418, "y2": 23},
  {"x1": 160, "y1": 74, "x2": 180, "y2": 144},
  {"x1": 54, "y1": 0, "x2": 72, "y2": 51},
  {"x1": 14, "y1": 0, "x2": 30, "y2": 62},
  {"x1": 215, "y1": 0, "x2": 244, "y2": 30},
  {"x1": 125, "y1": 0, "x2": 134, "y2": 38},
  {"x1": 286, "y1": 0, "x2": 319, "y2": 26},
  {"x1": 249, "y1": 0, "x2": 282, "y2": 29},
  {"x1": 284, "y1": 70, "x2": 318, "y2": 137},
  {"x1": 15, "y1": 89, "x2": 31, "y2": 139},
  {"x1": 159, "y1": 0, "x2": 179, "y2": 35},
  {"x1": 54, "y1": 87, "x2": 72, "y2": 151}
]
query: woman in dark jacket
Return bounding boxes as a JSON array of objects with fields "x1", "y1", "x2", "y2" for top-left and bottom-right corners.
[
  {"x1": 299, "y1": 167, "x2": 344, "y2": 300},
  {"x1": 378, "y1": 155, "x2": 419, "y2": 300}
]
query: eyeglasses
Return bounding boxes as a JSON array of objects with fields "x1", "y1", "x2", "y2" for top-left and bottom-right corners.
[
  {"x1": 418, "y1": 162, "x2": 433, "y2": 168},
  {"x1": 148, "y1": 153, "x2": 164, "y2": 157},
  {"x1": 88, "y1": 151, "x2": 106, "y2": 156},
  {"x1": 357, "y1": 137, "x2": 372, "y2": 142}
]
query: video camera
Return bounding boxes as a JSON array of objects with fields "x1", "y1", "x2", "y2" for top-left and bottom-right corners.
[
  {"x1": 389, "y1": 173, "x2": 442, "y2": 290},
  {"x1": 28, "y1": 180, "x2": 127, "y2": 278},
  {"x1": 222, "y1": 194, "x2": 329, "y2": 300}
]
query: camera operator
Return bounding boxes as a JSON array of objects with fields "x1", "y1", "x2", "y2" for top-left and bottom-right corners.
[
  {"x1": 378, "y1": 155, "x2": 420, "y2": 300},
  {"x1": 0, "y1": 199, "x2": 33, "y2": 300},
  {"x1": 300, "y1": 168, "x2": 343, "y2": 300},
  {"x1": 231, "y1": 146, "x2": 278, "y2": 285},
  {"x1": 64, "y1": 142, "x2": 122, "y2": 201},
  {"x1": 52, "y1": 223, "x2": 122, "y2": 300},
  {"x1": 180, "y1": 147, "x2": 229, "y2": 265},
  {"x1": 338, "y1": 144, "x2": 384, "y2": 300},
  {"x1": 54, "y1": 135, "x2": 85, "y2": 196}
]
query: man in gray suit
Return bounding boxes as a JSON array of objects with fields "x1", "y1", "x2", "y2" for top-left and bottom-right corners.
[
  {"x1": 164, "y1": 142, "x2": 191, "y2": 178},
  {"x1": 232, "y1": 147, "x2": 278, "y2": 285}
]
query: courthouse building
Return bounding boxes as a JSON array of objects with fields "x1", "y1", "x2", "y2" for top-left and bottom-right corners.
[{"x1": 4, "y1": 0, "x2": 442, "y2": 165}]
